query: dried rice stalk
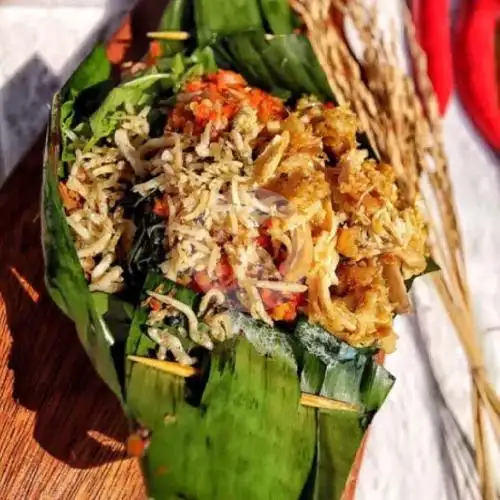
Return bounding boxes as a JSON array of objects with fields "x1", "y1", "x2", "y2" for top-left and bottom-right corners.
[{"x1": 290, "y1": 0, "x2": 500, "y2": 497}]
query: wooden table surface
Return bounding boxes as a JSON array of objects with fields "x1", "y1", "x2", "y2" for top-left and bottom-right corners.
[
  {"x1": 0, "y1": 3, "x2": 363, "y2": 498},
  {"x1": 0, "y1": 136, "x2": 145, "y2": 499}
]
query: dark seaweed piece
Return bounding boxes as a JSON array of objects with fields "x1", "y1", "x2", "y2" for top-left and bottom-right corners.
[{"x1": 121, "y1": 192, "x2": 166, "y2": 292}]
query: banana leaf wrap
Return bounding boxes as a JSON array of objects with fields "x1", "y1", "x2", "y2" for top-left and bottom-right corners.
[{"x1": 41, "y1": 0, "x2": 433, "y2": 498}]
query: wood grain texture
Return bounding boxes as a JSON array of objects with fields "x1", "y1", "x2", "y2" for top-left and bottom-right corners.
[
  {"x1": 0, "y1": 135, "x2": 144, "y2": 499},
  {"x1": 0, "y1": 4, "x2": 363, "y2": 498}
]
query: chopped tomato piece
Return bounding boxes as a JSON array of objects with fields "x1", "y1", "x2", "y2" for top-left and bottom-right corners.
[
  {"x1": 216, "y1": 257, "x2": 235, "y2": 288},
  {"x1": 127, "y1": 434, "x2": 146, "y2": 458},
  {"x1": 246, "y1": 88, "x2": 285, "y2": 122},
  {"x1": 192, "y1": 256, "x2": 235, "y2": 293},
  {"x1": 262, "y1": 289, "x2": 305, "y2": 322},
  {"x1": 256, "y1": 219, "x2": 275, "y2": 253},
  {"x1": 294, "y1": 292, "x2": 306, "y2": 308},
  {"x1": 147, "y1": 41, "x2": 162, "y2": 64},
  {"x1": 149, "y1": 298, "x2": 162, "y2": 311},
  {"x1": 58, "y1": 181, "x2": 82, "y2": 212},
  {"x1": 256, "y1": 234, "x2": 272, "y2": 252},
  {"x1": 260, "y1": 218, "x2": 274, "y2": 231},
  {"x1": 269, "y1": 302, "x2": 297, "y2": 322},
  {"x1": 185, "y1": 79, "x2": 203, "y2": 93},
  {"x1": 248, "y1": 88, "x2": 263, "y2": 108},
  {"x1": 192, "y1": 101, "x2": 212, "y2": 122},
  {"x1": 167, "y1": 70, "x2": 286, "y2": 137},
  {"x1": 207, "y1": 70, "x2": 247, "y2": 89},
  {"x1": 222, "y1": 103, "x2": 237, "y2": 119},
  {"x1": 192, "y1": 271, "x2": 212, "y2": 293},
  {"x1": 260, "y1": 288, "x2": 279, "y2": 309},
  {"x1": 153, "y1": 196, "x2": 169, "y2": 218}
]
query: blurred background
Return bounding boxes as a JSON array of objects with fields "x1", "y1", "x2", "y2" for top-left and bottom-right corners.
[{"x1": 0, "y1": 1, "x2": 499, "y2": 499}]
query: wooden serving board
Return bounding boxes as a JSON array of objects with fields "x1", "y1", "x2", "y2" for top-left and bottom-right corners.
[{"x1": 0, "y1": 4, "x2": 364, "y2": 498}]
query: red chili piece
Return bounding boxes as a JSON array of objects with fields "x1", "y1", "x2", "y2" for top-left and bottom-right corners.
[{"x1": 455, "y1": 0, "x2": 500, "y2": 149}]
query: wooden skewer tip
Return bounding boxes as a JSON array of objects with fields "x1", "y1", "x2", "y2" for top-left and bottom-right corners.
[{"x1": 146, "y1": 31, "x2": 190, "y2": 41}]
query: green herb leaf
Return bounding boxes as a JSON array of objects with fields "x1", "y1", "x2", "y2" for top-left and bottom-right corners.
[
  {"x1": 66, "y1": 44, "x2": 111, "y2": 94},
  {"x1": 87, "y1": 73, "x2": 174, "y2": 149},
  {"x1": 87, "y1": 50, "x2": 218, "y2": 148}
]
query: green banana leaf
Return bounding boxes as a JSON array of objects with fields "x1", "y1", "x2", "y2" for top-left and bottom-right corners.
[
  {"x1": 195, "y1": 0, "x2": 263, "y2": 46},
  {"x1": 258, "y1": 0, "x2": 297, "y2": 34},
  {"x1": 158, "y1": 0, "x2": 194, "y2": 56},
  {"x1": 127, "y1": 331, "x2": 316, "y2": 499},
  {"x1": 126, "y1": 272, "x2": 385, "y2": 499},
  {"x1": 43, "y1": 91, "x2": 125, "y2": 403},
  {"x1": 41, "y1": 0, "x2": 431, "y2": 498},
  {"x1": 214, "y1": 33, "x2": 333, "y2": 100},
  {"x1": 121, "y1": 272, "x2": 394, "y2": 497},
  {"x1": 60, "y1": 44, "x2": 112, "y2": 164},
  {"x1": 132, "y1": 340, "x2": 316, "y2": 499},
  {"x1": 312, "y1": 410, "x2": 365, "y2": 500}
]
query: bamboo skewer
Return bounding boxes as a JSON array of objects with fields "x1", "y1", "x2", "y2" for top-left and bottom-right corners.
[
  {"x1": 128, "y1": 355, "x2": 198, "y2": 378},
  {"x1": 300, "y1": 393, "x2": 359, "y2": 412},
  {"x1": 128, "y1": 355, "x2": 360, "y2": 413},
  {"x1": 147, "y1": 31, "x2": 190, "y2": 41}
]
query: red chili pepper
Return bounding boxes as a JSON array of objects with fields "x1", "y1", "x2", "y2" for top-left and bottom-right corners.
[
  {"x1": 411, "y1": 0, "x2": 453, "y2": 115},
  {"x1": 455, "y1": 0, "x2": 500, "y2": 149}
]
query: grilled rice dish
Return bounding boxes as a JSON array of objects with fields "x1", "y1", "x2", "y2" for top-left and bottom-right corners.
[{"x1": 59, "y1": 70, "x2": 427, "y2": 356}]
